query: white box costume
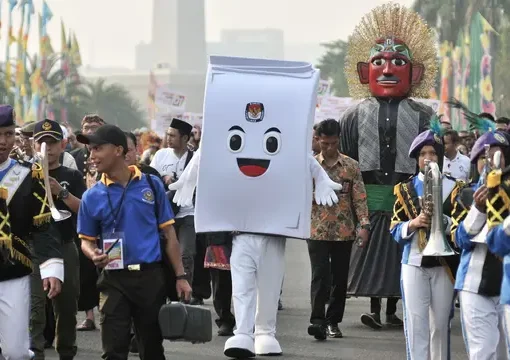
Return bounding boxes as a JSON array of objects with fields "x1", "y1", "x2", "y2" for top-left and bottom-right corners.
[{"x1": 169, "y1": 56, "x2": 341, "y2": 358}]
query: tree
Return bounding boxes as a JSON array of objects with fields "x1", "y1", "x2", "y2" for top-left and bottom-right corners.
[
  {"x1": 79, "y1": 78, "x2": 144, "y2": 130},
  {"x1": 316, "y1": 39, "x2": 349, "y2": 97},
  {"x1": 412, "y1": 0, "x2": 510, "y2": 42}
]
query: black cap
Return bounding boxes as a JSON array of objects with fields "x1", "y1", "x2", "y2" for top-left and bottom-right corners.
[
  {"x1": 77, "y1": 124, "x2": 127, "y2": 151},
  {"x1": 0, "y1": 105, "x2": 15, "y2": 128},
  {"x1": 170, "y1": 118, "x2": 192, "y2": 136},
  {"x1": 34, "y1": 119, "x2": 63, "y2": 141},
  {"x1": 497, "y1": 117, "x2": 510, "y2": 125}
]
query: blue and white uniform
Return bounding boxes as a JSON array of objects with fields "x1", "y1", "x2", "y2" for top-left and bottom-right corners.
[
  {"x1": 455, "y1": 181, "x2": 506, "y2": 360},
  {"x1": 391, "y1": 172, "x2": 456, "y2": 360},
  {"x1": 487, "y1": 218, "x2": 510, "y2": 358}
]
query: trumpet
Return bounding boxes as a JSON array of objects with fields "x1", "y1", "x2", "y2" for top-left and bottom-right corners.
[
  {"x1": 471, "y1": 150, "x2": 501, "y2": 244},
  {"x1": 421, "y1": 160, "x2": 456, "y2": 256},
  {"x1": 39, "y1": 142, "x2": 72, "y2": 222},
  {"x1": 482, "y1": 144, "x2": 491, "y2": 185},
  {"x1": 10, "y1": 146, "x2": 26, "y2": 162}
]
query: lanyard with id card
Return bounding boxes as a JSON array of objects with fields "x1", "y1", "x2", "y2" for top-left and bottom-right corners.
[{"x1": 103, "y1": 173, "x2": 133, "y2": 270}]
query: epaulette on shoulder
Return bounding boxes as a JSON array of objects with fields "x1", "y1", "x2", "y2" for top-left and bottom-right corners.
[
  {"x1": 487, "y1": 169, "x2": 502, "y2": 189},
  {"x1": 31, "y1": 162, "x2": 44, "y2": 180}
]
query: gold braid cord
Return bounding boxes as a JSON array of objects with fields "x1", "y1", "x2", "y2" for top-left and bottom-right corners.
[
  {"x1": 31, "y1": 164, "x2": 52, "y2": 226},
  {"x1": 345, "y1": 3, "x2": 438, "y2": 99},
  {"x1": 487, "y1": 169, "x2": 510, "y2": 229},
  {"x1": 450, "y1": 181, "x2": 469, "y2": 244}
]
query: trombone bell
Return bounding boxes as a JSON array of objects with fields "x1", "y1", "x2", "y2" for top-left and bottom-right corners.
[
  {"x1": 421, "y1": 161, "x2": 456, "y2": 256},
  {"x1": 40, "y1": 143, "x2": 72, "y2": 222}
]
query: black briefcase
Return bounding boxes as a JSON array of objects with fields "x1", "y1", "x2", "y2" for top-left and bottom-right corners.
[{"x1": 159, "y1": 302, "x2": 213, "y2": 344}]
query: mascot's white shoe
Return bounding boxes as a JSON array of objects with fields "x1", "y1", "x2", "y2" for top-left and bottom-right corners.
[
  {"x1": 224, "y1": 334, "x2": 256, "y2": 359},
  {"x1": 254, "y1": 334, "x2": 282, "y2": 356}
]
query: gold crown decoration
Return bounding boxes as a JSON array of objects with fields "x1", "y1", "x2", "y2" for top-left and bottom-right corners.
[
  {"x1": 344, "y1": 3, "x2": 438, "y2": 99},
  {"x1": 42, "y1": 121, "x2": 52, "y2": 131}
]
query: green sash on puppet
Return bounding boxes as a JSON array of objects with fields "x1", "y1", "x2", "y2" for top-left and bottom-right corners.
[{"x1": 365, "y1": 184, "x2": 395, "y2": 212}]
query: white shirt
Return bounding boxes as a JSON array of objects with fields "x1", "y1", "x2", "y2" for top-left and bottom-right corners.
[
  {"x1": 62, "y1": 152, "x2": 78, "y2": 170},
  {"x1": 443, "y1": 151, "x2": 470, "y2": 182},
  {"x1": 150, "y1": 148, "x2": 194, "y2": 218}
]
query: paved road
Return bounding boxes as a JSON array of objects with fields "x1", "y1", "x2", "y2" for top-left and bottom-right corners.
[{"x1": 45, "y1": 240, "x2": 468, "y2": 360}]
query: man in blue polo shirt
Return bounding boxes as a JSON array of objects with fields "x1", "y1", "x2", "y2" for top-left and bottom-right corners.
[{"x1": 76, "y1": 124, "x2": 191, "y2": 360}]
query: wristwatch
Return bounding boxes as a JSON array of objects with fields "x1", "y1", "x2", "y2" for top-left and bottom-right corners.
[
  {"x1": 175, "y1": 273, "x2": 188, "y2": 280},
  {"x1": 57, "y1": 188, "x2": 70, "y2": 201},
  {"x1": 360, "y1": 224, "x2": 371, "y2": 231}
]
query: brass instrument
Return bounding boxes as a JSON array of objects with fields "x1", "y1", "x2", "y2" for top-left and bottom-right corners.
[
  {"x1": 482, "y1": 144, "x2": 491, "y2": 185},
  {"x1": 422, "y1": 160, "x2": 456, "y2": 256},
  {"x1": 471, "y1": 150, "x2": 501, "y2": 244},
  {"x1": 39, "y1": 142, "x2": 72, "y2": 222},
  {"x1": 9, "y1": 146, "x2": 26, "y2": 162}
]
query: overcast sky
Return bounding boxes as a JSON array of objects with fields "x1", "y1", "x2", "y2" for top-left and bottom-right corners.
[{"x1": 1, "y1": 0, "x2": 415, "y2": 68}]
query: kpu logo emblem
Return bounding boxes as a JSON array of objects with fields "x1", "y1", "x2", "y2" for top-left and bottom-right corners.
[
  {"x1": 142, "y1": 188, "x2": 154, "y2": 204},
  {"x1": 245, "y1": 102, "x2": 264, "y2": 123}
]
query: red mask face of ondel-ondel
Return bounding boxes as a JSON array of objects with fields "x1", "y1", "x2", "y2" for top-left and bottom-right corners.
[{"x1": 356, "y1": 38, "x2": 425, "y2": 98}]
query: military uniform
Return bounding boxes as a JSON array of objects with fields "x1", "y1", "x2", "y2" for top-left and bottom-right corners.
[
  {"x1": 0, "y1": 105, "x2": 63, "y2": 360},
  {"x1": 31, "y1": 120, "x2": 85, "y2": 360}
]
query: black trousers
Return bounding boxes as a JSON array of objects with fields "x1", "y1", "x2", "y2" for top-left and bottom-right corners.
[
  {"x1": 210, "y1": 269, "x2": 235, "y2": 328},
  {"x1": 192, "y1": 234, "x2": 212, "y2": 300},
  {"x1": 370, "y1": 297, "x2": 398, "y2": 315},
  {"x1": 97, "y1": 266, "x2": 166, "y2": 360},
  {"x1": 308, "y1": 240, "x2": 353, "y2": 326}
]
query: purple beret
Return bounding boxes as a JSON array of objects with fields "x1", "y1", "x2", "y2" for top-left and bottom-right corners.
[
  {"x1": 470, "y1": 130, "x2": 509, "y2": 163},
  {"x1": 409, "y1": 130, "x2": 442, "y2": 158},
  {"x1": 0, "y1": 105, "x2": 15, "y2": 128}
]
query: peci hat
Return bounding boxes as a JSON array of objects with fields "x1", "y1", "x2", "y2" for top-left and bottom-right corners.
[
  {"x1": 170, "y1": 118, "x2": 193, "y2": 136},
  {"x1": 0, "y1": 105, "x2": 15, "y2": 128},
  {"x1": 77, "y1": 124, "x2": 127, "y2": 151},
  {"x1": 470, "y1": 130, "x2": 509, "y2": 163},
  {"x1": 33, "y1": 119, "x2": 63, "y2": 142}
]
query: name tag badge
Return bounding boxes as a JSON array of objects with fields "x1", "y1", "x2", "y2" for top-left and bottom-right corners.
[
  {"x1": 341, "y1": 180, "x2": 351, "y2": 194},
  {"x1": 103, "y1": 232, "x2": 125, "y2": 270}
]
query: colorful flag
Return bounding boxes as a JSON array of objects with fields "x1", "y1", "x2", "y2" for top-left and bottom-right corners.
[
  {"x1": 5, "y1": 0, "x2": 18, "y2": 90},
  {"x1": 70, "y1": 33, "x2": 81, "y2": 67},
  {"x1": 438, "y1": 41, "x2": 452, "y2": 122},
  {"x1": 451, "y1": 32, "x2": 465, "y2": 130},
  {"x1": 468, "y1": 13, "x2": 497, "y2": 115}
]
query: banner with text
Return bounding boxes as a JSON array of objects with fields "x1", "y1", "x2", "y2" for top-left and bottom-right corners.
[{"x1": 151, "y1": 85, "x2": 187, "y2": 136}]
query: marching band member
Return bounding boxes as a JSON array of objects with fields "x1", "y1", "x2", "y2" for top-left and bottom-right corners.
[
  {"x1": 486, "y1": 149, "x2": 510, "y2": 357},
  {"x1": 0, "y1": 105, "x2": 63, "y2": 359},
  {"x1": 390, "y1": 121, "x2": 457, "y2": 360},
  {"x1": 454, "y1": 128, "x2": 509, "y2": 359}
]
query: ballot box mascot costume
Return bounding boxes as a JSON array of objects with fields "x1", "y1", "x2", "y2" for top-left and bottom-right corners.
[
  {"x1": 169, "y1": 56, "x2": 342, "y2": 358},
  {"x1": 340, "y1": 4, "x2": 439, "y2": 306}
]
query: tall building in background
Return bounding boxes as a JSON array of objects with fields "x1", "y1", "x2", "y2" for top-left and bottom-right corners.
[
  {"x1": 136, "y1": 0, "x2": 207, "y2": 72},
  {"x1": 208, "y1": 29, "x2": 285, "y2": 60}
]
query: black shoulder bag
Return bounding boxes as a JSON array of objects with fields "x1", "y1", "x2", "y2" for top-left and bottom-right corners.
[{"x1": 145, "y1": 174, "x2": 179, "y2": 301}]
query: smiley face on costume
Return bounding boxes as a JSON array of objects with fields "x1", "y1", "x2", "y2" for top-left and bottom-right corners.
[
  {"x1": 356, "y1": 37, "x2": 425, "y2": 98},
  {"x1": 225, "y1": 102, "x2": 282, "y2": 178}
]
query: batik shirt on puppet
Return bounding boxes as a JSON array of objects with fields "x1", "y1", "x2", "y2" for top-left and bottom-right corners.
[
  {"x1": 390, "y1": 172, "x2": 456, "y2": 268},
  {"x1": 0, "y1": 158, "x2": 55, "y2": 281}
]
